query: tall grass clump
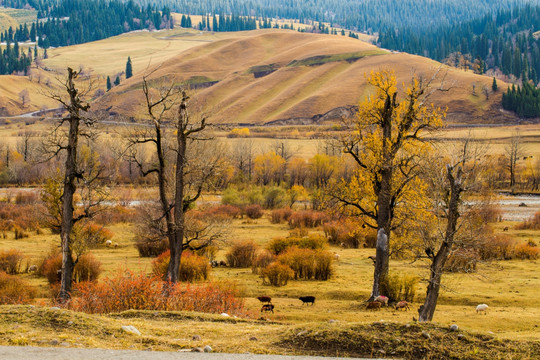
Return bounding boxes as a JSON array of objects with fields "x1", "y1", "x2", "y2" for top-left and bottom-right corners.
[
  {"x1": 260, "y1": 263, "x2": 294, "y2": 286},
  {"x1": 277, "y1": 247, "x2": 333, "y2": 281},
  {"x1": 267, "y1": 235, "x2": 327, "y2": 255},
  {"x1": 0, "y1": 271, "x2": 35, "y2": 304},
  {"x1": 226, "y1": 240, "x2": 259, "y2": 268},
  {"x1": 135, "y1": 238, "x2": 169, "y2": 257},
  {"x1": 152, "y1": 250, "x2": 210, "y2": 282},
  {"x1": 0, "y1": 249, "x2": 25, "y2": 274},
  {"x1": 380, "y1": 272, "x2": 418, "y2": 303},
  {"x1": 72, "y1": 269, "x2": 245, "y2": 315}
]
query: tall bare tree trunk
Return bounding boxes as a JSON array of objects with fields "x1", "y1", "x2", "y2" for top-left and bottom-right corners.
[
  {"x1": 418, "y1": 165, "x2": 462, "y2": 321},
  {"x1": 168, "y1": 93, "x2": 188, "y2": 283},
  {"x1": 371, "y1": 229, "x2": 389, "y2": 299},
  {"x1": 58, "y1": 68, "x2": 88, "y2": 302}
]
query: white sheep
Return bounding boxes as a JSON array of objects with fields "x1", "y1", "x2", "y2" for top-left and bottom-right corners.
[
  {"x1": 28, "y1": 265, "x2": 38, "y2": 272},
  {"x1": 476, "y1": 304, "x2": 489, "y2": 314},
  {"x1": 105, "y1": 240, "x2": 112, "y2": 246},
  {"x1": 333, "y1": 253, "x2": 340, "y2": 261}
]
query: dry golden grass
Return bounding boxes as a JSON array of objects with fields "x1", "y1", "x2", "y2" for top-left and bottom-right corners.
[
  {"x1": 1, "y1": 212, "x2": 539, "y2": 343},
  {"x1": 0, "y1": 8, "x2": 36, "y2": 33}
]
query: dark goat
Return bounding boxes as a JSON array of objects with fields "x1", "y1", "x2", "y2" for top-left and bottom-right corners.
[
  {"x1": 261, "y1": 304, "x2": 274, "y2": 313},
  {"x1": 257, "y1": 296, "x2": 272, "y2": 304},
  {"x1": 366, "y1": 301, "x2": 381, "y2": 310},
  {"x1": 299, "y1": 296, "x2": 315, "y2": 305}
]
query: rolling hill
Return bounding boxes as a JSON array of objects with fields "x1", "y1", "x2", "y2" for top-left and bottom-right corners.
[
  {"x1": 0, "y1": 28, "x2": 519, "y2": 124},
  {"x1": 94, "y1": 29, "x2": 516, "y2": 125}
]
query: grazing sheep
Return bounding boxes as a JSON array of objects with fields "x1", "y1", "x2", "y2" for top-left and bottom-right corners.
[
  {"x1": 503, "y1": 227, "x2": 509, "y2": 232},
  {"x1": 374, "y1": 295, "x2": 388, "y2": 306},
  {"x1": 219, "y1": 260, "x2": 227, "y2": 267},
  {"x1": 367, "y1": 255, "x2": 376, "y2": 264},
  {"x1": 28, "y1": 265, "x2": 38, "y2": 272},
  {"x1": 299, "y1": 296, "x2": 316, "y2": 305},
  {"x1": 257, "y1": 296, "x2": 272, "y2": 304},
  {"x1": 334, "y1": 253, "x2": 340, "y2": 261},
  {"x1": 210, "y1": 260, "x2": 219, "y2": 268},
  {"x1": 260, "y1": 304, "x2": 274, "y2": 313},
  {"x1": 366, "y1": 301, "x2": 381, "y2": 311},
  {"x1": 395, "y1": 300, "x2": 410, "y2": 311},
  {"x1": 105, "y1": 240, "x2": 112, "y2": 246},
  {"x1": 476, "y1": 304, "x2": 489, "y2": 314}
]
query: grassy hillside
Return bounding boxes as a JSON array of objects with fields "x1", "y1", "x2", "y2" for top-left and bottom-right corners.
[
  {"x1": 90, "y1": 29, "x2": 515, "y2": 125},
  {"x1": 0, "y1": 27, "x2": 518, "y2": 124},
  {"x1": 0, "y1": 7, "x2": 36, "y2": 33}
]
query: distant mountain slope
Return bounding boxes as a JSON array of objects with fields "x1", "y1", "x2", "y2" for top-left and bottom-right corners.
[{"x1": 94, "y1": 30, "x2": 516, "y2": 125}]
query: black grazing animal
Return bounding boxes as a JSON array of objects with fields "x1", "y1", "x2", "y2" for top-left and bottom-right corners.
[
  {"x1": 260, "y1": 304, "x2": 274, "y2": 313},
  {"x1": 257, "y1": 296, "x2": 272, "y2": 304},
  {"x1": 299, "y1": 296, "x2": 315, "y2": 305}
]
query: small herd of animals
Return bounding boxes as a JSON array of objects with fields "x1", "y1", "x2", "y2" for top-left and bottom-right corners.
[{"x1": 257, "y1": 295, "x2": 489, "y2": 315}]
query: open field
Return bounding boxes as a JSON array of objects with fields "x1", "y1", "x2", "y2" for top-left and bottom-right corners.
[{"x1": 0, "y1": 203, "x2": 538, "y2": 342}]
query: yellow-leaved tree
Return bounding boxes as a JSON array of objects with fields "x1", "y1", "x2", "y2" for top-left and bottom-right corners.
[{"x1": 332, "y1": 70, "x2": 446, "y2": 300}]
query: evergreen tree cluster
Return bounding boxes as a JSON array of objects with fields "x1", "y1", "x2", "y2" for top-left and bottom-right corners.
[
  {"x1": 197, "y1": 14, "x2": 256, "y2": 32},
  {"x1": 180, "y1": 14, "x2": 193, "y2": 28},
  {"x1": 379, "y1": 4, "x2": 540, "y2": 85},
  {"x1": 502, "y1": 82, "x2": 540, "y2": 118},
  {"x1": 0, "y1": 40, "x2": 32, "y2": 75},
  {"x1": 132, "y1": 0, "x2": 525, "y2": 33}
]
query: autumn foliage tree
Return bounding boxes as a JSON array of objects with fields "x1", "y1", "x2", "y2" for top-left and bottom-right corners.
[{"x1": 333, "y1": 70, "x2": 446, "y2": 299}]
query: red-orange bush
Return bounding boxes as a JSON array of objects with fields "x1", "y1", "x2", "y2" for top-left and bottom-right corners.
[
  {"x1": 71, "y1": 269, "x2": 245, "y2": 315},
  {"x1": 288, "y1": 210, "x2": 328, "y2": 228},
  {"x1": 41, "y1": 253, "x2": 102, "y2": 284},
  {"x1": 93, "y1": 205, "x2": 137, "y2": 224},
  {"x1": 205, "y1": 205, "x2": 242, "y2": 220},
  {"x1": 270, "y1": 208, "x2": 293, "y2": 224},
  {"x1": 0, "y1": 203, "x2": 43, "y2": 233},
  {"x1": 323, "y1": 219, "x2": 365, "y2": 248},
  {"x1": 515, "y1": 211, "x2": 540, "y2": 230},
  {"x1": 478, "y1": 234, "x2": 517, "y2": 260},
  {"x1": 0, "y1": 271, "x2": 35, "y2": 304},
  {"x1": 0, "y1": 249, "x2": 25, "y2": 274},
  {"x1": 244, "y1": 204, "x2": 263, "y2": 219},
  {"x1": 152, "y1": 250, "x2": 210, "y2": 282}
]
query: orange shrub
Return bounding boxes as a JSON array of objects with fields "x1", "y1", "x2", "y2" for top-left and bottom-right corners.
[
  {"x1": 288, "y1": 210, "x2": 328, "y2": 228},
  {"x1": 0, "y1": 249, "x2": 24, "y2": 274},
  {"x1": 41, "y1": 253, "x2": 102, "y2": 284},
  {"x1": 270, "y1": 208, "x2": 293, "y2": 224},
  {"x1": 513, "y1": 242, "x2": 540, "y2": 260},
  {"x1": 75, "y1": 222, "x2": 114, "y2": 248},
  {"x1": 260, "y1": 263, "x2": 294, "y2": 286},
  {"x1": 478, "y1": 234, "x2": 517, "y2": 260},
  {"x1": 0, "y1": 203, "x2": 43, "y2": 232},
  {"x1": 0, "y1": 271, "x2": 35, "y2": 304},
  {"x1": 515, "y1": 211, "x2": 540, "y2": 230},
  {"x1": 226, "y1": 240, "x2": 259, "y2": 268},
  {"x1": 205, "y1": 205, "x2": 242, "y2": 220},
  {"x1": 323, "y1": 219, "x2": 366, "y2": 248},
  {"x1": 244, "y1": 204, "x2": 263, "y2": 219},
  {"x1": 152, "y1": 250, "x2": 210, "y2": 282},
  {"x1": 71, "y1": 270, "x2": 245, "y2": 315}
]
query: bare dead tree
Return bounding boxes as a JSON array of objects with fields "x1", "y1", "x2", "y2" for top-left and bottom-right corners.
[
  {"x1": 43, "y1": 67, "x2": 105, "y2": 303},
  {"x1": 417, "y1": 137, "x2": 487, "y2": 321},
  {"x1": 125, "y1": 74, "x2": 225, "y2": 284}
]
